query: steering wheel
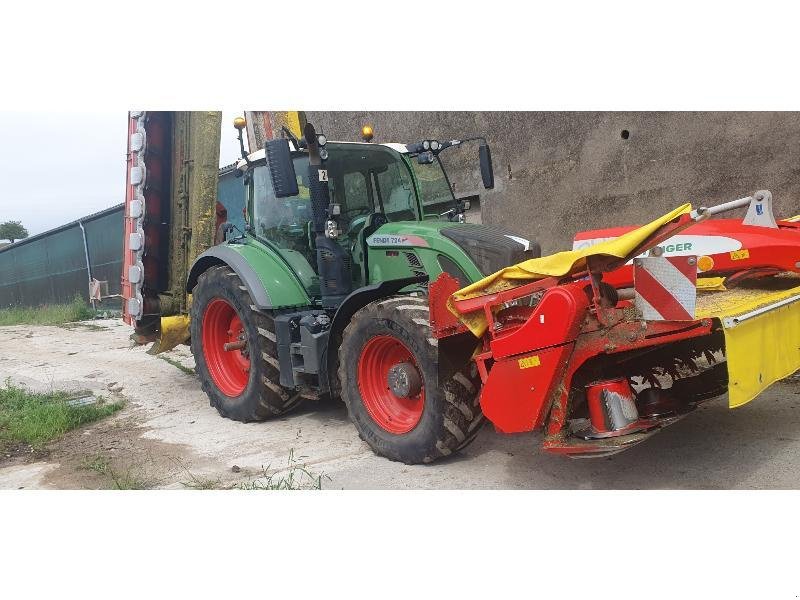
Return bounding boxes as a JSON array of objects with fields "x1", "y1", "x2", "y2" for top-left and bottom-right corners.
[{"x1": 340, "y1": 206, "x2": 372, "y2": 222}]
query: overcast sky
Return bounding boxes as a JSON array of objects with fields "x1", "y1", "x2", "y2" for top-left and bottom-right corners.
[{"x1": 0, "y1": 111, "x2": 243, "y2": 237}]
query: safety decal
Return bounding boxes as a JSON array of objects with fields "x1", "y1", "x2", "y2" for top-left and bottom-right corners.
[
  {"x1": 730, "y1": 249, "x2": 750, "y2": 261},
  {"x1": 518, "y1": 355, "x2": 541, "y2": 369}
]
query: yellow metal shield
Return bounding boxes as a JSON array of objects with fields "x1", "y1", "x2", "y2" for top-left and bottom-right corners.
[{"x1": 697, "y1": 284, "x2": 800, "y2": 407}]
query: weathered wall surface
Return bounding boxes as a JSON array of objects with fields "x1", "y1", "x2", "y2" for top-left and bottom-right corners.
[{"x1": 305, "y1": 112, "x2": 800, "y2": 253}]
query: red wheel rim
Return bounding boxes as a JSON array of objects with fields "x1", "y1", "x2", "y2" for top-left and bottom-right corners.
[
  {"x1": 201, "y1": 298, "x2": 250, "y2": 397},
  {"x1": 357, "y1": 335, "x2": 425, "y2": 434}
]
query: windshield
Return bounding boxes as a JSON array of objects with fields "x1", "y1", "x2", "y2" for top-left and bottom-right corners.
[
  {"x1": 252, "y1": 144, "x2": 421, "y2": 242},
  {"x1": 409, "y1": 157, "x2": 455, "y2": 213},
  {"x1": 328, "y1": 143, "x2": 419, "y2": 222}
]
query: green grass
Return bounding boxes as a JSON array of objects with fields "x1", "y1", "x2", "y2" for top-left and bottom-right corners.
[
  {"x1": 239, "y1": 449, "x2": 330, "y2": 490},
  {"x1": 0, "y1": 295, "x2": 97, "y2": 327},
  {"x1": 180, "y1": 471, "x2": 221, "y2": 490},
  {"x1": 81, "y1": 454, "x2": 112, "y2": 473},
  {"x1": 0, "y1": 380, "x2": 124, "y2": 451},
  {"x1": 158, "y1": 355, "x2": 196, "y2": 375},
  {"x1": 165, "y1": 456, "x2": 222, "y2": 490},
  {"x1": 57, "y1": 322, "x2": 107, "y2": 332},
  {"x1": 79, "y1": 453, "x2": 152, "y2": 490}
]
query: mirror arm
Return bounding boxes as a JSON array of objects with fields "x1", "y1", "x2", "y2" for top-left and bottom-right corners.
[
  {"x1": 280, "y1": 126, "x2": 301, "y2": 150},
  {"x1": 435, "y1": 136, "x2": 487, "y2": 155}
]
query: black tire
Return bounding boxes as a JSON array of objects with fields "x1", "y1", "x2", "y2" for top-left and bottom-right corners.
[
  {"x1": 190, "y1": 265, "x2": 302, "y2": 421},
  {"x1": 338, "y1": 294, "x2": 484, "y2": 464}
]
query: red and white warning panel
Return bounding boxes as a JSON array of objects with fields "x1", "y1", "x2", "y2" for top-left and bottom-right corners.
[{"x1": 633, "y1": 256, "x2": 697, "y2": 320}]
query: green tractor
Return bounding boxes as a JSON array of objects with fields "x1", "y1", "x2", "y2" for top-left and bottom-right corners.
[{"x1": 140, "y1": 117, "x2": 540, "y2": 464}]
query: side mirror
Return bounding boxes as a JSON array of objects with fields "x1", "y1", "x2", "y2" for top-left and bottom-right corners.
[
  {"x1": 265, "y1": 138, "x2": 298, "y2": 198},
  {"x1": 479, "y1": 143, "x2": 494, "y2": 190}
]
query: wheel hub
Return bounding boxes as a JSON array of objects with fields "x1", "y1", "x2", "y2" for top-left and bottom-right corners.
[
  {"x1": 356, "y1": 335, "x2": 425, "y2": 434},
  {"x1": 387, "y1": 362, "x2": 422, "y2": 399},
  {"x1": 201, "y1": 298, "x2": 251, "y2": 397}
]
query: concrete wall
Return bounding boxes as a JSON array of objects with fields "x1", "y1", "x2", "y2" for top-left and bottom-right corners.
[{"x1": 305, "y1": 112, "x2": 800, "y2": 253}]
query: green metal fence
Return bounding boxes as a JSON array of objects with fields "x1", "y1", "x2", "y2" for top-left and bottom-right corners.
[
  {"x1": 1, "y1": 164, "x2": 248, "y2": 310},
  {"x1": 0, "y1": 205, "x2": 125, "y2": 308}
]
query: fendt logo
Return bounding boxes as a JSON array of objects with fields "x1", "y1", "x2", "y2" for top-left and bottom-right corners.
[
  {"x1": 371, "y1": 235, "x2": 409, "y2": 245},
  {"x1": 366, "y1": 234, "x2": 430, "y2": 248}
]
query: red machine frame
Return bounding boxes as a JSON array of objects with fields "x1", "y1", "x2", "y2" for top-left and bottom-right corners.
[{"x1": 429, "y1": 203, "x2": 750, "y2": 457}]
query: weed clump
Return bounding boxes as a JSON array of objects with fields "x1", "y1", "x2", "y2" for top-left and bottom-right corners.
[{"x1": 0, "y1": 380, "x2": 123, "y2": 450}]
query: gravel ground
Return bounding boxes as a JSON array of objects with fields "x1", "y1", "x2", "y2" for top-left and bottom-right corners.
[{"x1": 1, "y1": 319, "x2": 799, "y2": 489}]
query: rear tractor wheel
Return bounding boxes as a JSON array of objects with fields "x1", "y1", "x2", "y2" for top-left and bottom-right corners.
[
  {"x1": 338, "y1": 295, "x2": 484, "y2": 464},
  {"x1": 190, "y1": 265, "x2": 302, "y2": 421}
]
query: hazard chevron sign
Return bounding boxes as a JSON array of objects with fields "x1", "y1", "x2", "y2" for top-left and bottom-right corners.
[{"x1": 633, "y1": 256, "x2": 697, "y2": 320}]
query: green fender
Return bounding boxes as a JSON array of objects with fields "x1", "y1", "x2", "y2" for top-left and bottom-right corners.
[{"x1": 187, "y1": 240, "x2": 311, "y2": 309}]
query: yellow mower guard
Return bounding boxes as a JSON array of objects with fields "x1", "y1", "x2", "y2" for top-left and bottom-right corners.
[{"x1": 696, "y1": 284, "x2": 800, "y2": 408}]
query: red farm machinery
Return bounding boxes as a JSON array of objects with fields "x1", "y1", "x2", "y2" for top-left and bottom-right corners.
[{"x1": 431, "y1": 193, "x2": 800, "y2": 457}]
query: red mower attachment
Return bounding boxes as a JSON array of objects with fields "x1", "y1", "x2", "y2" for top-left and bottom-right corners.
[{"x1": 430, "y1": 192, "x2": 800, "y2": 458}]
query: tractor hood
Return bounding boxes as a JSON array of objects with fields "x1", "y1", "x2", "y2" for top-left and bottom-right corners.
[
  {"x1": 365, "y1": 221, "x2": 540, "y2": 277},
  {"x1": 440, "y1": 224, "x2": 541, "y2": 276}
]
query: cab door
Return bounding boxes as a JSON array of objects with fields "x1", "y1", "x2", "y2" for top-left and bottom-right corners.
[{"x1": 329, "y1": 169, "x2": 375, "y2": 289}]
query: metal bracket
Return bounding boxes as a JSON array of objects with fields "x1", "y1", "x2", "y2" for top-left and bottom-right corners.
[
  {"x1": 743, "y1": 190, "x2": 778, "y2": 228},
  {"x1": 722, "y1": 293, "x2": 800, "y2": 328}
]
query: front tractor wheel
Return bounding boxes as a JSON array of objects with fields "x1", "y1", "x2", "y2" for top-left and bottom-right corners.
[
  {"x1": 190, "y1": 265, "x2": 302, "y2": 422},
  {"x1": 338, "y1": 295, "x2": 484, "y2": 464}
]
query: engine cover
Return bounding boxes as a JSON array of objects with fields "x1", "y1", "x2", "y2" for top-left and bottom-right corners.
[{"x1": 441, "y1": 224, "x2": 540, "y2": 276}]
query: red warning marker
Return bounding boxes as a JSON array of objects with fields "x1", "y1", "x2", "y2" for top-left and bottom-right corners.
[{"x1": 634, "y1": 256, "x2": 697, "y2": 321}]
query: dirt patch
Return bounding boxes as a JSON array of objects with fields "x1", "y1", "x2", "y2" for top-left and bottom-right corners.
[
  {"x1": 0, "y1": 399, "x2": 198, "y2": 489},
  {"x1": 43, "y1": 408, "x2": 194, "y2": 489}
]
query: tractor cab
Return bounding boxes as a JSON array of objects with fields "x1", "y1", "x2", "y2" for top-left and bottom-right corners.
[
  {"x1": 233, "y1": 123, "x2": 533, "y2": 308},
  {"x1": 244, "y1": 141, "x2": 428, "y2": 293}
]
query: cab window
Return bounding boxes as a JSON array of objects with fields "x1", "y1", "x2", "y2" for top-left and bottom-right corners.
[
  {"x1": 325, "y1": 143, "x2": 418, "y2": 223},
  {"x1": 252, "y1": 155, "x2": 312, "y2": 254},
  {"x1": 251, "y1": 144, "x2": 421, "y2": 262},
  {"x1": 330, "y1": 170, "x2": 373, "y2": 238},
  {"x1": 410, "y1": 157, "x2": 455, "y2": 214},
  {"x1": 374, "y1": 160, "x2": 417, "y2": 221}
]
